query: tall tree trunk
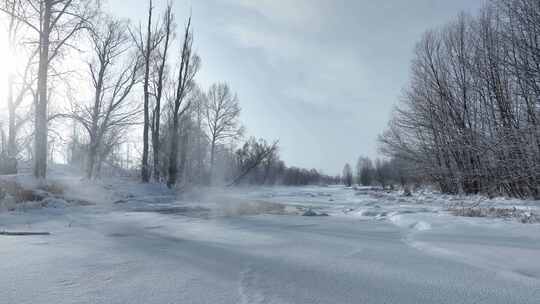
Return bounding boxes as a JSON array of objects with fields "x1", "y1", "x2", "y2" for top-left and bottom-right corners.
[
  {"x1": 209, "y1": 139, "x2": 216, "y2": 186},
  {"x1": 6, "y1": 0, "x2": 19, "y2": 163},
  {"x1": 167, "y1": 113, "x2": 179, "y2": 188},
  {"x1": 87, "y1": 56, "x2": 105, "y2": 180},
  {"x1": 166, "y1": 16, "x2": 195, "y2": 188},
  {"x1": 178, "y1": 124, "x2": 189, "y2": 185},
  {"x1": 151, "y1": 123, "x2": 160, "y2": 181},
  {"x1": 87, "y1": 140, "x2": 97, "y2": 179},
  {"x1": 196, "y1": 103, "x2": 203, "y2": 183},
  {"x1": 7, "y1": 70, "x2": 16, "y2": 158},
  {"x1": 141, "y1": 0, "x2": 153, "y2": 183},
  {"x1": 34, "y1": 1, "x2": 52, "y2": 179},
  {"x1": 152, "y1": 5, "x2": 172, "y2": 182}
]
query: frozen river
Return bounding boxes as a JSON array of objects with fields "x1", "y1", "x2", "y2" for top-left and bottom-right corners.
[{"x1": 1, "y1": 183, "x2": 539, "y2": 303}]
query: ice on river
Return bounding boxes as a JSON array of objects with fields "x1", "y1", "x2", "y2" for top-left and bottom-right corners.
[{"x1": 1, "y1": 175, "x2": 539, "y2": 303}]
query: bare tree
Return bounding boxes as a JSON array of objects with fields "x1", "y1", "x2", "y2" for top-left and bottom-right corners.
[
  {"x1": 204, "y1": 83, "x2": 244, "y2": 185},
  {"x1": 356, "y1": 156, "x2": 374, "y2": 186},
  {"x1": 380, "y1": 0, "x2": 540, "y2": 198},
  {"x1": 140, "y1": 0, "x2": 154, "y2": 183},
  {"x1": 229, "y1": 137, "x2": 278, "y2": 186},
  {"x1": 0, "y1": 1, "x2": 37, "y2": 171},
  {"x1": 342, "y1": 163, "x2": 353, "y2": 187},
  {"x1": 70, "y1": 16, "x2": 141, "y2": 179},
  {"x1": 131, "y1": 0, "x2": 165, "y2": 183},
  {"x1": 166, "y1": 16, "x2": 199, "y2": 188},
  {"x1": 374, "y1": 159, "x2": 391, "y2": 189},
  {"x1": 191, "y1": 86, "x2": 207, "y2": 184},
  {"x1": 1, "y1": 0, "x2": 96, "y2": 178},
  {"x1": 150, "y1": 3, "x2": 173, "y2": 182}
]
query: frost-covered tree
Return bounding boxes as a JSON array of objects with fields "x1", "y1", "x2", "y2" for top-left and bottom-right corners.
[
  {"x1": 150, "y1": 3, "x2": 174, "y2": 182},
  {"x1": 1, "y1": 0, "x2": 97, "y2": 178},
  {"x1": 380, "y1": 0, "x2": 540, "y2": 198},
  {"x1": 356, "y1": 156, "x2": 374, "y2": 186},
  {"x1": 166, "y1": 16, "x2": 199, "y2": 188},
  {"x1": 204, "y1": 83, "x2": 243, "y2": 185},
  {"x1": 70, "y1": 16, "x2": 141, "y2": 179},
  {"x1": 342, "y1": 163, "x2": 353, "y2": 187},
  {"x1": 0, "y1": 0, "x2": 36, "y2": 166}
]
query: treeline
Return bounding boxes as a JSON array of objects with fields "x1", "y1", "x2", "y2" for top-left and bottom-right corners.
[
  {"x1": 380, "y1": 0, "x2": 540, "y2": 199},
  {"x1": 233, "y1": 139, "x2": 340, "y2": 186},
  {"x1": 0, "y1": 0, "x2": 329, "y2": 188},
  {"x1": 341, "y1": 157, "x2": 414, "y2": 189}
]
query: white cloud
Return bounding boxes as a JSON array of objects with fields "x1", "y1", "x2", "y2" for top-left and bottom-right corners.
[
  {"x1": 229, "y1": 0, "x2": 328, "y2": 30},
  {"x1": 223, "y1": 18, "x2": 372, "y2": 108}
]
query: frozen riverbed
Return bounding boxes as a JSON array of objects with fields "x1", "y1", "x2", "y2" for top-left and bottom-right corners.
[{"x1": 1, "y1": 180, "x2": 540, "y2": 303}]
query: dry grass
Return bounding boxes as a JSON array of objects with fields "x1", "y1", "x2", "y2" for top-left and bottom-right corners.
[
  {"x1": 0, "y1": 180, "x2": 38, "y2": 203},
  {"x1": 221, "y1": 200, "x2": 289, "y2": 216},
  {"x1": 0, "y1": 179, "x2": 65, "y2": 204},
  {"x1": 449, "y1": 206, "x2": 540, "y2": 223}
]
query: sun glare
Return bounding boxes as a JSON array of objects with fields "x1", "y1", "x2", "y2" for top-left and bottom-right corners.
[
  {"x1": 0, "y1": 32, "x2": 7, "y2": 106},
  {"x1": 0, "y1": 29, "x2": 22, "y2": 110}
]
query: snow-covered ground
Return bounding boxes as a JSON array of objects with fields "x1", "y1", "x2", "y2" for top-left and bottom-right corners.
[{"x1": 1, "y1": 171, "x2": 540, "y2": 303}]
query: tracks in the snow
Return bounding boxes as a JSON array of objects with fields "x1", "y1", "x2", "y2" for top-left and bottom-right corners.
[{"x1": 239, "y1": 265, "x2": 268, "y2": 304}]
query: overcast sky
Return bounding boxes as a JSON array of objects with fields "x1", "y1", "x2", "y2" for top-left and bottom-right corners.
[{"x1": 109, "y1": 0, "x2": 484, "y2": 175}]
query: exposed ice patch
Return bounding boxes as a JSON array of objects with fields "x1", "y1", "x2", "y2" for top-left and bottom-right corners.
[
  {"x1": 41, "y1": 197, "x2": 69, "y2": 209},
  {"x1": 410, "y1": 221, "x2": 431, "y2": 231},
  {"x1": 388, "y1": 214, "x2": 432, "y2": 231}
]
